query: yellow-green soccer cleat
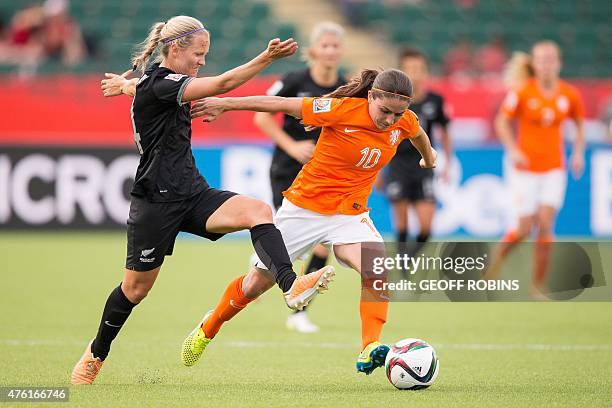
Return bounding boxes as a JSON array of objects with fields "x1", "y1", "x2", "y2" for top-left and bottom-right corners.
[
  {"x1": 356, "y1": 341, "x2": 390, "y2": 375},
  {"x1": 181, "y1": 310, "x2": 213, "y2": 367}
]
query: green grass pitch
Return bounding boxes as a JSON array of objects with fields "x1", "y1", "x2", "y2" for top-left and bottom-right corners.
[{"x1": 1, "y1": 233, "x2": 611, "y2": 407}]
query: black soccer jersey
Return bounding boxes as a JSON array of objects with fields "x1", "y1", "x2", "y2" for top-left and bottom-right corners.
[
  {"x1": 267, "y1": 69, "x2": 346, "y2": 179},
  {"x1": 388, "y1": 91, "x2": 449, "y2": 179},
  {"x1": 130, "y1": 63, "x2": 208, "y2": 202}
]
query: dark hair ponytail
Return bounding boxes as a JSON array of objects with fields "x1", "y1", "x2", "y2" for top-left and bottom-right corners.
[
  {"x1": 325, "y1": 68, "x2": 412, "y2": 100},
  {"x1": 326, "y1": 69, "x2": 379, "y2": 98}
]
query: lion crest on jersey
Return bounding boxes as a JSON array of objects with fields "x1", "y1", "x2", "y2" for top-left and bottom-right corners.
[{"x1": 389, "y1": 129, "x2": 401, "y2": 146}]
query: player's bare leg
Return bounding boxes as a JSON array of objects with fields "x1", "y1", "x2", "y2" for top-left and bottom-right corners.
[
  {"x1": 531, "y1": 206, "x2": 556, "y2": 299},
  {"x1": 484, "y1": 216, "x2": 534, "y2": 280},
  {"x1": 414, "y1": 200, "x2": 435, "y2": 250}
]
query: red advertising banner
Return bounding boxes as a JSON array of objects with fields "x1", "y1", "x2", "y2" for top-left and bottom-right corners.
[{"x1": 0, "y1": 76, "x2": 610, "y2": 146}]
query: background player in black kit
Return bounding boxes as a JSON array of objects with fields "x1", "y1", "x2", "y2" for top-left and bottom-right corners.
[
  {"x1": 383, "y1": 48, "x2": 452, "y2": 254},
  {"x1": 253, "y1": 22, "x2": 346, "y2": 333},
  {"x1": 71, "y1": 15, "x2": 334, "y2": 385}
]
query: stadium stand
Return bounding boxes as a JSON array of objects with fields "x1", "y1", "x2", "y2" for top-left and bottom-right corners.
[
  {"x1": 335, "y1": 0, "x2": 612, "y2": 77},
  {"x1": 0, "y1": 0, "x2": 302, "y2": 75}
]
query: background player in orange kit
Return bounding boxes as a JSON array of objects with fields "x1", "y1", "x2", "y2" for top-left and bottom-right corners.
[
  {"x1": 486, "y1": 41, "x2": 585, "y2": 297},
  {"x1": 185, "y1": 68, "x2": 437, "y2": 375}
]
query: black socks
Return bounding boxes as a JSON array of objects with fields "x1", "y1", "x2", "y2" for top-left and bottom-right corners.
[
  {"x1": 91, "y1": 284, "x2": 137, "y2": 360},
  {"x1": 306, "y1": 253, "x2": 328, "y2": 275},
  {"x1": 250, "y1": 223, "x2": 296, "y2": 293}
]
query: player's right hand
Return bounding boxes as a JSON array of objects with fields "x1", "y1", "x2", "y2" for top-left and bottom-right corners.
[
  {"x1": 509, "y1": 148, "x2": 529, "y2": 167},
  {"x1": 264, "y1": 38, "x2": 298, "y2": 61},
  {"x1": 190, "y1": 97, "x2": 226, "y2": 122},
  {"x1": 101, "y1": 70, "x2": 131, "y2": 97},
  {"x1": 288, "y1": 140, "x2": 315, "y2": 164}
]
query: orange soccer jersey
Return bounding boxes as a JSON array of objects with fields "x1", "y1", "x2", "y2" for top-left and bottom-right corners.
[
  {"x1": 501, "y1": 79, "x2": 584, "y2": 172},
  {"x1": 283, "y1": 97, "x2": 420, "y2": 215}
]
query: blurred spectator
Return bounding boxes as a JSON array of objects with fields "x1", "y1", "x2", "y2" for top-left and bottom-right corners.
[
  {"x1": 455, "y1": 0, "x2": 478, "y2": 9},
  {"x1": 41, "y1": 0, "x2": 86, "y2": 66},
  {"x1": 443, "y1": 37, "x2": 475, "y2": 78},
  {"x1": 475, "y1": 34, "x2": 508, "y2": 79},
  {"x1": 0, "y1": 0, "x2": 86, "y2": 76},
  {"x1": 0, "y1": 4, "x2": 45, "y2": 76}
]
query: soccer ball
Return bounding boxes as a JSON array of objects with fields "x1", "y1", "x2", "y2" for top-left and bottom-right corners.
[{"x1": 385, "y1": 338, "x2": 439, "y2": 390}]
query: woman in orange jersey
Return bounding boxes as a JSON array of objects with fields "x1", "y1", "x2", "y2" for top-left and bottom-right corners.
[
  {"x1": 487, "y1": 41, "x2": 585, "y2": 298},
  {"x1": 183, "y1": 69, "x2": 437, "y2": 375}
]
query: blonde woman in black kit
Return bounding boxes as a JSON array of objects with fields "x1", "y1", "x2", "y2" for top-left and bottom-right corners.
[{"x1": 71, "y1": 15, "x2": 335, "y2": 385}]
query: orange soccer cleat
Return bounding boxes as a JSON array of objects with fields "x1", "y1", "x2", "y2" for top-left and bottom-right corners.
[
  {"x1": 70, "y1": 340, "x2": 104, "y2": 385},
  {"x1": 284, "y1": 265, "x2": 335, "y2": 310}
]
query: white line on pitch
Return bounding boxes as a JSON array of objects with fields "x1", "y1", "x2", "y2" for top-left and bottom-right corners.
[{"x1": 1, "y1": 339, "x2": 609, "y2": 351}]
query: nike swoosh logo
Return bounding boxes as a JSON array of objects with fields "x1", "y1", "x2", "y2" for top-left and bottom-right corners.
[
  {"x1": 344, "y1": 128, "x2": 359, "y2": 133},
  {"x1": 104, "y1": 320, "x2": 123, "y2": 328},
  {"x1": 229, "y1": 299, "x2": 240, "y2": 309}
]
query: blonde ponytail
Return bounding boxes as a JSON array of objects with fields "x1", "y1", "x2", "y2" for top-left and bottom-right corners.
[
  {"x1": 503, "y1": 51, "x2": 534, "y2": 90},
  {"x1": 131, "y1": 16, "x2": 208, "y2": 73},
  {"x1": 132, "y1": 22, "x2": 165, "y2": 73}
]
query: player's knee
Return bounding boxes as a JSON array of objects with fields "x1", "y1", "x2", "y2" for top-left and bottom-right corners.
[
  {"x1": 536, "y1": 218, "x2": 554, "y2": 236},
  {"x1": 515, "y1": 221, "x2": 533, "y2": 239},
  {"x1": 247, "y1": 200, "x2": 273, "y2": 227},
  {"x1": 122, "y1": 282, "x2": 152, "y2": 303},
  {"x1": 536, "y1": 224, "x2": 553, "y2": 240}
]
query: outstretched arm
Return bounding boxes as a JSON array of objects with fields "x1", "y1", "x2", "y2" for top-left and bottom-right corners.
[
  {"x1": 409, "y1": 127, "x2": 437, "y2": 168},
  {"x1": 182, "y1": 38, "x2": 298, "y2": 102},
  {"x1": 191, "y1": 96, "x2": 303, "y2": 122},
  {"x1": 101, "y1": 38, "x2": 298, "y2": 100},
  {"x1": 101, "y1": 70, "x2": 137, "y2": 97}
]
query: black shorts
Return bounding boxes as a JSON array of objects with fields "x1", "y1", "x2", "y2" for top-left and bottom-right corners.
[
  {"x1": 270, "y1": 174, "x2": 296, "y2": 210},
  {"x1": 126, "y1": 187, "x2": 237, "y2": 271},
  {"x1": 384, "y1": 174, "x2": 435, "y2": 203}
]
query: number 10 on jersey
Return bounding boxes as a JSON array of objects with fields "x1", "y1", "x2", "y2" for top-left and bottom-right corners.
[{"x1": 356, "y1": 147, "x2": 381, "y2": 169}]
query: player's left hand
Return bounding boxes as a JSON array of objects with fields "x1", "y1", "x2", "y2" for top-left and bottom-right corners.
[
  {"x1": 101, "y1": 69, "x2": 131, "y2": 97},
  {"x1": 569, "y1": 151, "x2": 584, "y2": 179},
  {"x1": 419, "y1": 147, "x2": 437, "y2": 169},
  {"x1": 191, "y1": 98, "x2": 225, "y2": 122},
  {"x1": 264, "y1": 38, "x2": 298, "y2": 61}
]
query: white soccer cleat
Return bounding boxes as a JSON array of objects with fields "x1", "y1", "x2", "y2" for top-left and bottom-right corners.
[{"x1": 286, "y1": 311, "x2": 320, "y2": 333}]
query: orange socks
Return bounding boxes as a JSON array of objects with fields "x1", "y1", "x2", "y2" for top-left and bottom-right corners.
[
  {"x1": 359, "y1": 300, "x2": 388, "y2": 350},
  {"x1": 502, "y1": 230, "x2": 520, "y2": 243},
  {"x1": 202, "y1": 275, "x2": 255, "y2": 339}
]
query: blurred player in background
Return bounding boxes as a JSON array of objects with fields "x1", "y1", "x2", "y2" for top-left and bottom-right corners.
[
  {"x1": 187, "y1": 68, "x2": 437, "y2": 375},
  {"x1": 71, "y1": 16, "x2": 335, "y2": 385},
  {"x1": 254, "y1": 21, "x2": 347, "y2": 333},
  {"x1": 487, "y1": 40, "x2": 585, "y2": 298},
  {"x1": 382, "y1": 48, "x2": 451, "y2": 259}
]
